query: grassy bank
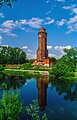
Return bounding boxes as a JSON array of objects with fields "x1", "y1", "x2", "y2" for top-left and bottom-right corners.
[
  {"x1": 49, "y1": 71, "x2": 77, "y2": 81},
  {"x1": 3, "y1": 68, "x2": 49, "y2": 76},
  {"x1": 58, "y1": 76, "x2": 77, "y2": 81},
  {"x1": 75, "y1": 72, "x2": 77, "y2": 78},
  {"x1": 3, "y1": 69, "x2": 40, "y2": 79},
  {"x1": 3, "y1": 69, "x2": 77, "y2": 80}
]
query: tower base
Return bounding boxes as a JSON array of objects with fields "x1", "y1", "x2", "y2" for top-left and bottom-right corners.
[{"x1": 32, "y1": 59, "x2": 53, "y2": 67}]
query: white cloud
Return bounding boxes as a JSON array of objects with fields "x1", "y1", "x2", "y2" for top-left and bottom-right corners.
[
  {"x1": 46, "y1": 0, "x2": 50, "y2": 3},
  {"x1": 0, "y1": 35, "x2": 2, "y2": 40},
  {"x1": 54, "y1": 45, "x2": 72, "y2": 50},
  {"x1": 0, "y1": 18, "x2": 44, "y2": 37},
  {"x1": 56, "y1": 0, "x2": 65, "y2": 2},
  {"x1": 1, "y1": 45, "x2": 9, "y2": 47},
  {"x1": 27, "y1": 17, "x2": 43, "y2": 28},
  {"x1": 26, "y1": 53, "x2": 36, "y2": 59},
  {"x1": 63, "y1": 5, "x2": 76, "y2": 10},
  {"x1": 22, "y1": 47, "x2": 32, "y2": 53},
  {"x1": 66, "y1": 23, "x2": 77, "y2": 34},
  {"x1": 27, "y1": 49, "x2": 32, "y2": 53},
  {"x1": 57, "y1": 19, "x2": 66, "y2": 26},
  {"x1": 54, "y1": 45, "x2": 72, "y2": 54},
  {"x1": 72, "y1": 8, "x2": 77, "y2": 14},
  {"x1": 66, "y1": 25, "x2": 74, "y2": 34},
  {"x1": 22, "y1": 46, "x2": 28, "y2": 49},
  {"x1": 62, "y1": 5, "x2": 77, "y2": 33},
  {"x1": 62, "y1": 6, "x2": 77, "y2": 34},
  {"x1": 67, "y1": 15, "x2": 77, "y2": 24},
  {"x1": 2, "y1": 20, "x2": 16, "y2": 29},
  {"x1": 18, "y1": 19, "x2": 27, "y2": 25},
  {"x1": 0, "y1": 20, "x2": 18, "y2": 37},
  {"x1": 49, "y1": 53, "x2": 60, "y2": 59},
  {"x1": 48, "y1": 45, "x2": 72, "y2": 59},
  {"x1": 21, "y1": 45, "x2": 34, "y2": 59},
  {"x1": 54, "y1": 5, "x2": 77, "y2": 33},
  {"x1": 63, "y1": 5, "x2": 77, "y2": 15},
  {"x1": 46, "y1": 11, "x2": 52, "y2": 15},
  {"x1": 0, "y1": 35, "x2": 2, "y2": 44},
  {"x1": 47, "y1": 45, "x2": 53, "y2": 50},
  {"x1": 44, "y1": 17, "x2": 54, "y2": 25},
  {"x1": 63, "y1": 6, "x2": 71, "y2": 10},
  {"x1": 0, "y1": 28, "x2": 17, "y2": 37},
  {"x1": 15, "y1": 18, "x2": 43, "y2": 29},
  {"x1": 0, "y1": 13, "x2": 4, "y2": 18}
]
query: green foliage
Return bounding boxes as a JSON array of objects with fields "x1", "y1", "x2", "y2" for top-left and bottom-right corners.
[
  {"x1": 26, "y1": 99, "x2": 48, "y2": 120},
  {"x1": 48, "y1": 57, "x2": 57, "y2": 62},
  {"x1": 1, "y1": 83, "x2": 7, "y2": 90},
  {"x1": 3, "y1": 69, "x2": 40, "y2": 79},
  {"x1": 29, "y1": 59, "x2": 35, "y2": 64},
  {"x1": 0, "y1": 65, "x2": 4, "y2": 71},
  {"x1": 50, "y1": 48, "x2": 77, "y2": 80},
  {"x1": 0, "y1": 89, "x2": 48, "y2": 120},
  {"x1": 0, "y1": 93, "x2": 48, "y2": 120},
  {"x1": 63, "y1": 47, "x2": 77, "y2": 71},
  {"x1": 75, "y1": 72, "x2": 77, "y2": 78},
  {"x1": 0, "y1": 90, "x2": 22, "y2": 120},
  {"x1": 0, "y1": 0, "x2": 16, "y2": 8},
  {"x1": 20, "y1": 63, "x2": 32, "y2": 70},
  {"x1": 21, "y1": 63, "x2": 51, "y2": 71},
  {"x1": 0, "y1": 46, "x2": 26, "y2": 64}
]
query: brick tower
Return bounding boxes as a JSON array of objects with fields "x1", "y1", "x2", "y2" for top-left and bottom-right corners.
[
  {"x1": 37, "y1": 28, "x2": 48, "y2": 61},
  {"x1": 32, "y1": 28, "x2": 52, "y2": 66}
]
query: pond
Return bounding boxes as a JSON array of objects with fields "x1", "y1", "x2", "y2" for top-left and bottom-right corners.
[{"x1": 0, "y1": 73, "x2": 77, "y2": 120}]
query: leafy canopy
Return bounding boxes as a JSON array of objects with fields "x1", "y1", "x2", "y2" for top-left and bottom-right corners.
[
  {"x1": 0, "y1": 0, "x2": 16, "y2": 8},
  {"x1": 50, "y1": 48, "x2": 77, "y2": 79},
  {"x1": 0, "y1": 46, "x2": 26, "y2": 64}
]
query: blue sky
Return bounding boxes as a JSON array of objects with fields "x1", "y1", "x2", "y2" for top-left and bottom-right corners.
[{"x1": 0, "y1": 0, "x2": 77, "y2": 59}]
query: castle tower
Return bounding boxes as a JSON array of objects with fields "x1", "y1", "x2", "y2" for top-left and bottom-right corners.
[{"x1": 37, "y1": 28, "x2": 48, "y2": 61}]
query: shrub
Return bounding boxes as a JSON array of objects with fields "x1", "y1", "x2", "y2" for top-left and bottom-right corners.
[
  {"x1": 0, "y1": 65, "x2": 4, "y2": 71},
  {"x1": 20, "y1": 63, "x2": 32, "y2": 70},
  {"x1": 49, "y1": 60, "x2": 74, "y2": 79},
  {"x1": 0, "y1": 90, "x2": 22, "y2": 120},
  {"x1": 26, "y1": 99, "x2": 48, "y2": 120}
]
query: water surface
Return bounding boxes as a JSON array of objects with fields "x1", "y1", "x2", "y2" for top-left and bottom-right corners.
[{"x1": 0, "y1": 73, "x2": 77, "y2": 120}]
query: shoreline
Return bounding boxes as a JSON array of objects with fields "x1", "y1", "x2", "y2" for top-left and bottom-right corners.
[
  {"x1": 2, "y1": 69, "x2": 77, "y2": 81},
  {"x1": 3, "y1": 69, "x2": 49, "y2": 76}
]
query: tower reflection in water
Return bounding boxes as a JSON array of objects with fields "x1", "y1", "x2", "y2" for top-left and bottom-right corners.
[{"x1": 37, "y1": 76, "x2": 49, "y2": 111}]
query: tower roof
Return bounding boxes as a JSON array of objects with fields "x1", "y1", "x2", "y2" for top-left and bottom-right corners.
[{"x1": 40, "y1": 27, "x2": 46, "y2": 32}]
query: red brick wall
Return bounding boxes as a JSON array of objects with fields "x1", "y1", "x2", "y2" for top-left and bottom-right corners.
[{"x1": 37, "y1": 28, "x2": 48, "y2": 61}]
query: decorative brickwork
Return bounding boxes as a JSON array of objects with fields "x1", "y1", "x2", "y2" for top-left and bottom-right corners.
[
  {"x1": 32, "y1": 28, "x2": 54, "y2": 66},
  {"x1": 37, "y1": 28, "x2": 48, "y2": 61}
]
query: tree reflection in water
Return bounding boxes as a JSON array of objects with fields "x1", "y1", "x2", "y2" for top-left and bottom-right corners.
[
  {"x1": 51, "y1": 79, "x2": 77, "y2": 101},
  {"x1": 0, "y1": 72, "x2": 27, "y2": 90},
  {"x1": 37, "y1": 76, "x2": 49, "y2": 111},
  {"x1": 1, "y1": 72, "x2": 77, "y2": 107}
]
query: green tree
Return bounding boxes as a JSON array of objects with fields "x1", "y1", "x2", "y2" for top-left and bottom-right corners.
[
  {"x1": 50, "y1": 48, "x2": 77, "y2": 79},
  {"x1": 0, "y1": 0, "x2": 16, "y2": 8},
  {"x1": 0, "y1": 46, "x2": 26, "y2": 64},
  {"x1": 48, "y1": 57, "x2": 57, "y2": 63},
  {"x1": 63, "y1": 47, "x2": 77, "y2": 71},
  {"x1": 29, "y1": 59, "x2": 35, "y2": 64},
  {"x1": 0, "y1": 65, "x2": 4, "y2": 71}
]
